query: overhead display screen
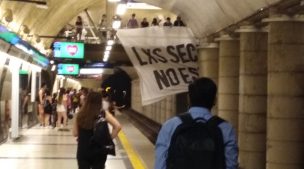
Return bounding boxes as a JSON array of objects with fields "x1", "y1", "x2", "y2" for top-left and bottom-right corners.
[
  {"x1": 53, "y1": 42, "x2": 84, "y2": 59},
  {"x1": 57, "y1": 64, "x2": 79, "y2": 75},
  {"x1": 0, "y1": 25, "x2": 20, "y2": 45}
]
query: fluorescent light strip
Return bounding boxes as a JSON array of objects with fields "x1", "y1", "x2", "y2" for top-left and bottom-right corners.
[
  {"x1": 51, "y1": 65, "x2": 56, "y2": 71},
  {"x1": 112, "y1": 20, "x2": 121, "y2": 29},
  {"x1": 104, "y1": 51, "x2": 110, "y2": 55},
  {"x1": 80, "y1": 68, "x2": 104, "y2": 75},
  {"x1": 107, "y1": 40, "x2": 114, "y2": 46},
  {"x1": 116, "y1": 4, "x2": 127, "y2": 15},
  {"x1": 106, "y1": 46, "x2": 112, "y2": 51},
  {"x1": 126, "y1": 2, "x2": 161, "y2": 10}
]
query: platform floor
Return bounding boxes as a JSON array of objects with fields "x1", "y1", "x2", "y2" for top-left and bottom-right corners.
[{"x1": 0, "y1": 112, "x2": 154, "y2": 169}]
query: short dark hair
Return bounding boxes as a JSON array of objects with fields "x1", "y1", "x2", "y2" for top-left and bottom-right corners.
[
  {"x1": 188, "y1": 77, "x2": 217, "y2": 110},
  {"x1": 41, "y1": 82, "x2": 47, "y2": 88}
]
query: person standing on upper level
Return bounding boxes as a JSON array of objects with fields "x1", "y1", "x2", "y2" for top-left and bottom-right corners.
[
  {"x1": 75, "y1": 16, "x2": 83, "y2": 41},
  {"x1": 173, "y1": 16, "x2": 186, "y2": 26},
  {"x1": 163, "y1": 17, "x2": 173, "y2": 27},
  {"x1": 151, "y1": 17, "x2": 160, "y2": 26},
  {"x1": 127, "y1": 13, "x2": 139, "y2": 28},
  {"x1": 141, "y1": 18, "x2": 149, "y2": 28}
]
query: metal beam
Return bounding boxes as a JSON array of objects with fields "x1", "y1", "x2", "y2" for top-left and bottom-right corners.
[{"x1": 84, "y1": 9, "x2": 98, "y2": 39}]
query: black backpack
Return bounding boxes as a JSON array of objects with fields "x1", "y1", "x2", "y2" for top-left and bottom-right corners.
[
  {"x1": 43, "y1": 99, "x2": 52, "y2": 113},
  {"x1": 90, "y1": 111, "x2": 116, "y2": 156},
  {"x1": 166, "y1": 113, "x2": 226, "y2": 169}
]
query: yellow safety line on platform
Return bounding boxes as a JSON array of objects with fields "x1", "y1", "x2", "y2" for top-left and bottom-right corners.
[{"x1": 118, "y1": 131, "x2": 146, "y2": 169}]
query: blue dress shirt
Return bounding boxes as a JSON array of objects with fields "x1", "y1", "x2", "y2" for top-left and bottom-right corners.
[{"x1": 155, "y1": 107, "x2": 238, "y2": 169}]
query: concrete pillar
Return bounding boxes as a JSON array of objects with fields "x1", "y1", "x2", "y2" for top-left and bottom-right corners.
[
  {"x1": 198, "y1": 43, "x2": 219, "y2": 84},
  {"x1": 152, "y1": 103, "x2": 156, "y2": 121},
  {"x1": 156, "y1": 101, "x2": 161, "y2": 123},
  {"x1": 217, "y1": 35, "x2": 240, "y2": 129},
  {"x1": 160, "y1": 99, "x2": 166, "y2": 123},
  {"x1": 237, "y1": 26, "x2": 268, "y2": 169},
  {"x1": 165, "y1": 96, "x2": 173, "y2": 120},
  {"x1": 265, "y1": 16, "x2": 304, "y2": 169},
  {"x1": 198, "y1": 43, "x2": 219, "y2": 115},
  {"x1": 131, "y1": 79, "x2": 143, "y2": 113}
]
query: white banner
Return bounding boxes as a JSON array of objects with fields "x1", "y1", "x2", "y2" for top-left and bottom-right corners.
[{"x1": 117, "y1": 27, "x2": 199, "y2": 105}]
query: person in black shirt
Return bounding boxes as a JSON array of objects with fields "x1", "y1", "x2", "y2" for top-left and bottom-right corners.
[
  {"x1": 164, "y1": 17, "x2": 173, "y2": 27},
  {"x1": 73, "y1": 92, "x2": 121, "y2": 169},
  {"x1": 174, "y1": 16, "x2": 186, "y2": 26},
  {"x1": 141, "y1": 18, "x2": 149, "y2": 28},
  {"x1": 151, "y1": 17, "x2": 160, "y2": 26}
]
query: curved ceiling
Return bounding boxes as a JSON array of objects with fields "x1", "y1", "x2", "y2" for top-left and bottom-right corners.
[
  {"x1": 139, "y1": 0, "x2": 280, "y2": 38},
  {"x1": 0, "y1": 0, "x2": 103, "y2": 49},
  {"x1": 0, "y1": 0, "x2": 281, "y2": 53}
]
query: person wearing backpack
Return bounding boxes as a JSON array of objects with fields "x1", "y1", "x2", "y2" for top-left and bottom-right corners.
[
  {"x1": 72, "y1": 91, "x2": 121, "y2": 169},
  {"x1": 155, "y1": 77, "x2": 238, "y2": 169}
]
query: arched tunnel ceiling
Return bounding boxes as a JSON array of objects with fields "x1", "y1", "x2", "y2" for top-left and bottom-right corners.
[
  {"x1": 0, "y1": 0, "x2": 104, "y2": 48},
  {"x1": 0, "y1": 0, "x2": 283, "y2": 50},
  {"x1": 139, "y1": 0, "x2": 280, "y2": 38}
]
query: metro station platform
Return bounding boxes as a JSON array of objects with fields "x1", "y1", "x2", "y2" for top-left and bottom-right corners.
[{"x1": 0, "y1": 112, "x2": 154, "y2": 169}]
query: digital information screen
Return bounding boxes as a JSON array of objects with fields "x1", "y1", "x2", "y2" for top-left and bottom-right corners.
[
  {"x1": 57, "y1": 64, "x2": 79, "y2": 75},
  {"x1": 53, "y1": 42, "x2": 84, "y2": 59},
  {"x1": 0, "y1": 25, "x2": 20, "y2": 45}
]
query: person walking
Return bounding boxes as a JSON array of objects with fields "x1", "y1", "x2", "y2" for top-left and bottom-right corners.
[
  {"x1": 38, "y1": 83, "x2": 47, "y2": 127},
  {"x1": 73, "y1": 92, "x2": 121, "y2": 169},
  {"x1": 155, "y1": 77, "x2": 238, "y2": 169},
  {"x1": 56, "y1": 88, "x2": 68, "y2": 129}
]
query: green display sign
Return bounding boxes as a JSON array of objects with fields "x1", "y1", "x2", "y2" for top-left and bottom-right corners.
[
  {"x1": 57, "y1": 64, "x2": 79, "y2": 75},
  {"x1": 54, "y1": 42, "x2": 84, "y2": 59},
  {"x1": 19, "y1": 70, "x2": 28, "y2": 75}
]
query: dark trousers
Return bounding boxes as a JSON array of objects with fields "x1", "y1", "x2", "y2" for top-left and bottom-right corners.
[{"x1": 77, "y1": 155, "x2": 107, "y2": 169}]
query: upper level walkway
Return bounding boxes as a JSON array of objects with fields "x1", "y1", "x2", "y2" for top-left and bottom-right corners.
[{"x1": 0, "y1": 112, "x2": 154, "y2": 169}]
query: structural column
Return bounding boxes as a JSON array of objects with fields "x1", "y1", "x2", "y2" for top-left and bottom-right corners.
[
  {"x1": 10, "y1": 58, "x2": 21, "y2": 139},
  {"x1": 238, "y1": 26, "x2": 268, "y2": 169},
  {"x1": 266, "y1": 16, "x2": 304, "y2": 169},
  {"x1": 217, "y1": 35, "x2": 240, "y2": 129},
  {"x1": 198, "y1": 43, "x2": 219, "y2": 84},
  {"x1": 160, "y1": 99, "x2": 166, "y2": 123},
  {"x1": 198, "y1": 43, "x2": 219, "y2": 115}
]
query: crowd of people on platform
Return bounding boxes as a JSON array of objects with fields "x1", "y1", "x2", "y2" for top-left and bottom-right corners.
[
  {"x1": 127, "y1": 13, "x2": 186, "y2": 28},
  {"x1": 34, "y1": 84, "x2": 119, "y2": 130}
]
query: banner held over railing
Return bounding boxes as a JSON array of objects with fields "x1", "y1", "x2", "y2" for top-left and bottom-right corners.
[{"x1": 117, "y1": 27, "x2": 199, "y2": 105}]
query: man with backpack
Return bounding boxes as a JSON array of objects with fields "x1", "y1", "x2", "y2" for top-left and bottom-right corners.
[{"x1": 155, "y1": 77, "x2": 238, "y2": 169}]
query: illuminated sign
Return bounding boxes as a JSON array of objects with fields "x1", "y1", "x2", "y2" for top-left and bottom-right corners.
[
  {"x1": 0, "y1": 25, "x2": 20, "y2": 45},
  {"x1": 57, "y1": 64, "x2": 79, "y2": 75},
  {"x1": 0, "y1": 24, "x2": 49, "y2": 68},
  {"x1": 19, "y1": 70, "x2": 28, "y2": 75},
  {"x1": 53, "y1": 42, "x2": 84, "y2": 59}
]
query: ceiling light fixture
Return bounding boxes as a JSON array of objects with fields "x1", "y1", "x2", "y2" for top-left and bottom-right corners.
[
  {"x1": 51, "y1": 65, "x2": 56, "y2": 71},
  {"x1": 116, "y1": 3, "x2": 127, "y2": 15},
  {"x1": 112, "y1": 20, "x2": 121, "y2": 29},
  {"x1": 107, "y1": 40, "x2": 114, "y2": 46},
  {"x1": 106, "y1": 46, "x2": 112, "y2": 51},
  {"x1": 80, "y1": 68, "x2": 104, "y2": 75},
  {"x1": 126, "y1": 2, "x2": 161, "y2": 10},
  {"x1": 104, "y1": 51, "x2": 110, "y2": 55},
  {"x1": 108, "y1": 0, "x2": 121, "y2": 2}
]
